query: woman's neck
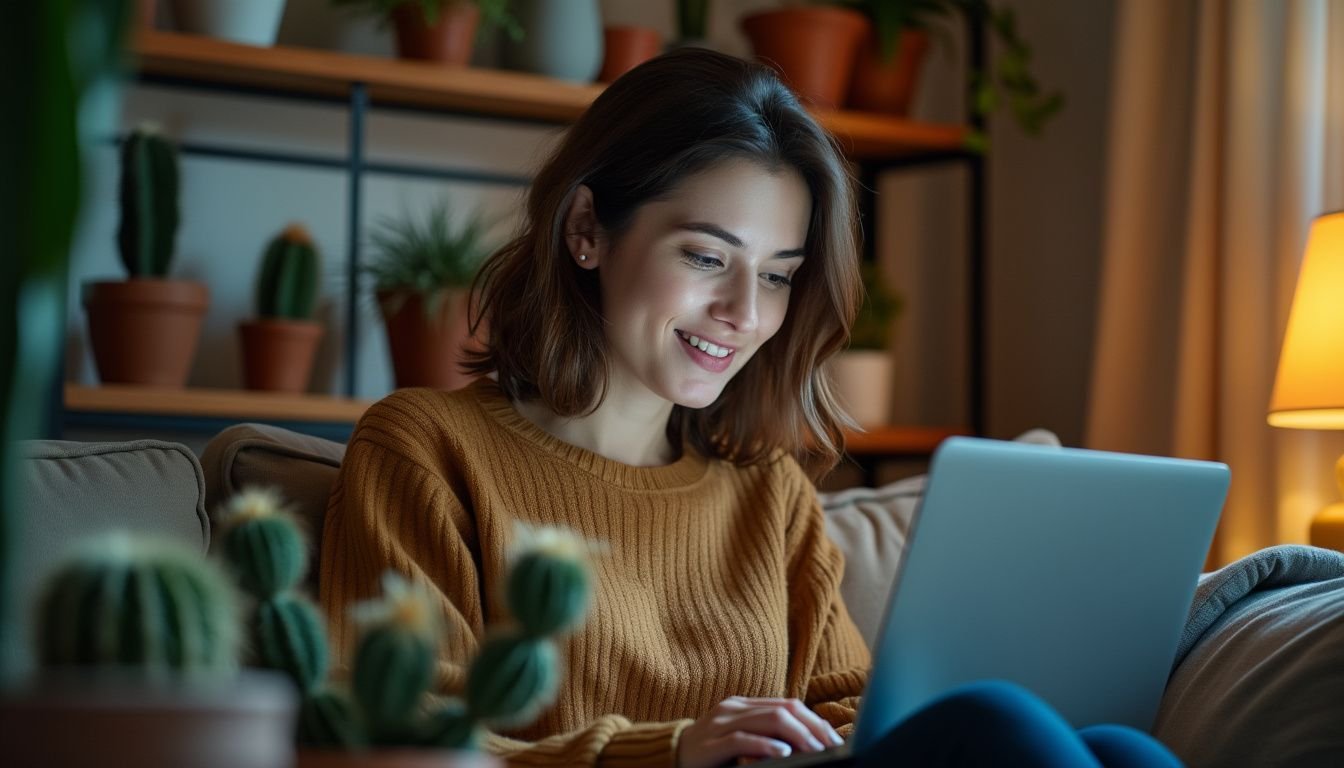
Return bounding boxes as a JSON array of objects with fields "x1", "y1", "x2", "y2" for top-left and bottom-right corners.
[{"x1": 512, "y1": 390, "x2": 679, "y2": 467}]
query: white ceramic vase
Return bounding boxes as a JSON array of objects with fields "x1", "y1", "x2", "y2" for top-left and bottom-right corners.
[
  {"x1": 502, "y1": 0, "x2": 604, "y2": 83},
  {"x1": 169, "y1": 0, "x2": 288, "y2": 46},
  {"x1": 827, "y1": 349, "x2": 895, "y2": 428}
]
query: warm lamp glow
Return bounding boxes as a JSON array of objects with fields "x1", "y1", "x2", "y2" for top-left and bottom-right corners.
[{"x1": 1268, "y1": 211, "x2": 1344, "y2": 429}]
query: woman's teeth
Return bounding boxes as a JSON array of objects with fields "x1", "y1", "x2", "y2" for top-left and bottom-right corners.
[{"x1": 678, "y1": 331, "x2": 732, "y2": 358}]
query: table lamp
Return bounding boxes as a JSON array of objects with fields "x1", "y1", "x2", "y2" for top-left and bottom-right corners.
[{"x1": 1268, "y1": 210, "x2": 1344, "y2": 549}]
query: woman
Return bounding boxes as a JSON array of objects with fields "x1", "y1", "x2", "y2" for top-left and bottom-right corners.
[{"x1": 320, "y1": 48, "x2": 1181, "y2": 768}]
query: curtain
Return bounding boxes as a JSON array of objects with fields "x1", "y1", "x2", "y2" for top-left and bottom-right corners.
[{"x1": 1087, "y1": 0, "x2": 1344, "y2": 567}]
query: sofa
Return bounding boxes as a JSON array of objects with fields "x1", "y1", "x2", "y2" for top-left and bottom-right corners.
[{"x1": 16, "y1": 426, "x2": 1344, "y2": 766}]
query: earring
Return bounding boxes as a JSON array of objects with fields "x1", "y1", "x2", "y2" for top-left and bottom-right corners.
[{"x1": 579, "y1": 253, "x2": 588, "y2": 262}]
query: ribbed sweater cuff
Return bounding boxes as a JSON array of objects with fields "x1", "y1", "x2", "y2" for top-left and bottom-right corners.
[{"x1": 598, "y1": 719, "x2": 694, "y2": 768}]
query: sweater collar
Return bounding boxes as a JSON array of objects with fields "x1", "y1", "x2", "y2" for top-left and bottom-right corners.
[{"x1": 470, "y1": 378, "x2": 710, "y2": 491}]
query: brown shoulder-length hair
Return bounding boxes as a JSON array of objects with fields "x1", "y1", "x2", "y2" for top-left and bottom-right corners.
[{"x1": 464, "y1": 47, "x2": 861, "y2": 479}]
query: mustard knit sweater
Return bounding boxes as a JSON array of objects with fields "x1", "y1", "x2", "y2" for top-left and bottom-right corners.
[{"x1": 319, "y1": 379, "x2": 871, "y2": 766}]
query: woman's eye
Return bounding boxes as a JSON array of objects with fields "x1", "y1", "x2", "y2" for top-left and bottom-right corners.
[
  {"x1": 681, "y1": 250, "x2": 723, "y2": 270},
  {"x1": 763, "y1": 273, "x2": 793, "y2": 289}
]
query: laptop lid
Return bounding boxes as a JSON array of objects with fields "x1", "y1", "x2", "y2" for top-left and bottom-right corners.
[{"x1": 852, "y1": 437, "x2": 1229, "y2": 753}]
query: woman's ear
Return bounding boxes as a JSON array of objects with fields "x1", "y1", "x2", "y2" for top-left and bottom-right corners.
[{"x1": 563, "y1": 185, "x2": 602, "y2": 269}]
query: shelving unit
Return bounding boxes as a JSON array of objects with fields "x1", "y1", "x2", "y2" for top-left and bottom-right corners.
[{"x1": 60, "y1": 29, "x2": 985, "y2": 478}]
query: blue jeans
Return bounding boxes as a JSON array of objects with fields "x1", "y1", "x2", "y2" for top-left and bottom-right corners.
[{"x1": 857, "y1": 680, "x2": 1183, "y2": 767}]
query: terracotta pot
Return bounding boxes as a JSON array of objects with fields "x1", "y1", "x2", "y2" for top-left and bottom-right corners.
[
  {"x1": 827, "y1": 350, "x2": 894, "y2": 428},
  {"x1": 740, "y1": 7, "x2": 870, "y2": 109},
  {"x1": 391, "y1": 2, "x2": 480, "y2": 64},
  {"x1": 296, "y1": 748, "x2": 501, "y2": 768},
  {"x1": 238, "y1": 318, "x2": 323, "y2": 392},
  {"x1": 598, "y1": 25, "x2": 662, "y2": 83},
  {"x1": 0, "y1": 670, "x2": 296, "y2": 768},
  {"x1": 84, "y1": 278, "x2": 210, "y2": 387},
  {"x1": 378, "y1": 289, "x2": 476, "y2": 391},
  {"x1": 848, "y1": 29, "x2": 930, "y2": 114}
]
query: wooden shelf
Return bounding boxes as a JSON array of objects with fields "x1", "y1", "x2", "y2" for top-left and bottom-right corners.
[
  {"x1": 843, "y1": 425, "x2": 970, "y2": 457},
  {"x1": 65, "y1": 384, "x2": 373, "y2": 424},
  {"x1": 130, "y1": 30, "x2": 968, "y2": 159}
]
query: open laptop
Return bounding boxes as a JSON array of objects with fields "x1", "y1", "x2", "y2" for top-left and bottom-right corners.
[{"x1": 762, "y1": 436, "x2": 1230, "y2": 766}]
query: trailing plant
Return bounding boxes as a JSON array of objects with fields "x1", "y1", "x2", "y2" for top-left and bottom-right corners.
[
  {"x1": 35, "y1": 533, "x2": 240, "y2": 680},
  {"x1": 362, "y1": 202, "x2": 495, "y2": 319},
  {"x1": 830, "y1": 0, "x2": 1064, "y2": 144},
  {"x1": 329, "y1": 0, "x2": 522, "y2": 41},
  {"x1": 255, "y1": 224, "x2": 321, "y2": 320},
  {"x1": 848, "y1": 261, "x2": 903, "y2": 352},
  {"x1": 117, "y1": 124, "x2": 180, "y2": 278}
]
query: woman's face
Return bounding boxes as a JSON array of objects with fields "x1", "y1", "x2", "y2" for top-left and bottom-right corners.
[{"x1": 595, "y1": 159, "x2": 811, "y2": 410}]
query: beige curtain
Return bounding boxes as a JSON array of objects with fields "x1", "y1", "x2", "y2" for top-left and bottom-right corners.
[{"x1": 1087, "y1": 0, "x2": 1344, "y2": 567}]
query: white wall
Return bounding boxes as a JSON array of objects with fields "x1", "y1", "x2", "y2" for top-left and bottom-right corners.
[{"x1": 70, "y1": 0, "x2": 1116, "y2": 449}]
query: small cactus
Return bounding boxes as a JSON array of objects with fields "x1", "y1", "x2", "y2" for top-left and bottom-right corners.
[
  {"x1": 256, "y1": 224, "x2": 321, "y2": 320},
  {"x1": 348, "y1": 571, "x2": 440, "y2": 745},
  {"x1": 217, "y1": 487, "x2": 308, "y2": 598},
  {"x1": 36, "y1": 533, "x2": 239, "y2": 678},
  {"x1": 298, "y1": 687, "x2": 366, "y2": 749},
  {"x1": 117, "y1": 124, "x2": 180, "y2": 278}
]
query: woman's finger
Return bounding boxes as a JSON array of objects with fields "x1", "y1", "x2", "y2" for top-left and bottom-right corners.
[{"x1": 717, "y1": 705, "x2": 827, "y2": 753}]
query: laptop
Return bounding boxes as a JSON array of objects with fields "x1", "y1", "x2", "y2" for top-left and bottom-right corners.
[{"x1": 761, "y1": 436, "x2": 1229, "y2": 766}]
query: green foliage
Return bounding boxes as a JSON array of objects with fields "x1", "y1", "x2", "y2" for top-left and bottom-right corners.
[
  {"x1": 117, "y1": 125, "x2": 180, "y2": 277},
  {"x1": 848, "y1": 262, "x2": 903, "y2": 351},
  {"x1": 256, "y1": 224, "x2": 321, "y2": 320},
  {"x1": 363, "y1": 203, "x2": 495, "y2": 317},
  {"x1": 36, "y1": 534, "x2": 240, "y2": 678},
  {"x1": 329, "y1": 0, "x2": 522, "y2": 41},
  {"x1": 830, "y1": 0, "x2": 1064, "y2": 141}
]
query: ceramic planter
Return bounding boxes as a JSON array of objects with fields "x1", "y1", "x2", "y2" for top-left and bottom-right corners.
[
  {"x1": 238, "y1": 318, "x2": 323, "y2": 392},
  {"x1": 84, "y1": 278, "x2": 209, "y2": 387},
  {"x1": 740, "y1": 7, "x2": 870, "y2": 109},
  {"x1": 391, "y1": 2, "x2": 480, "y2": 64},
  {"x1": 378, "y1": 289, "x2": 475, "y2": 391},
  {"x1": 827, "y1": 349, "x2": 894, "y2": 428},
  {"x1": 168, "y1": 0, "x2": 288, "y2": 46},
  {"x1": 598, "y1": 25, "x2": 662, "y2": 83},
  {"x1": 848, "y1": 29, "x2": 930, "y2": 115},
  {"x1": 502, "y1": 0, "x2": 603, "y2": 83},
  {"x1": 296, "y1": 749, "x2": 500, "y2": 768},
  {"x1": 0, "y1": 670, "x2": 296, "y2": 768}
]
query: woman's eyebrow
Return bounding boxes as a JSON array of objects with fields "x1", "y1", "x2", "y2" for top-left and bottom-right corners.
[{"x1": 676, "y1": 221, "x2": 806, "y2": 258}]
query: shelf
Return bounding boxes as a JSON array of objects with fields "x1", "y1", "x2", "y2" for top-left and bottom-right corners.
[
  {"x1": 130, "y1": 30, "x2": 969, "y2": 160},
  {"x1": 64, "y1": 384, "x2": 964, "y2": 455}
]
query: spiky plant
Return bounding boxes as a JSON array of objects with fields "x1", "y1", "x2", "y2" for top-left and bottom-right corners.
[
  {"x1": 362, "y1": 203, "x2": 495, "y2": 320},
  {"x1": 116, "y1": 124, "x2": 180, "y2": 278},
  {"x1": 255, "y1": 224, "x2": 321, "y2": 320},
  {"x1": 36, "y1": 533, "x2": 240, "y2": 680}
]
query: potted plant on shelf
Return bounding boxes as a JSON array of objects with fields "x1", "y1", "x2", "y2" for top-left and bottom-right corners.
[
  {"x1": 167, "y1": 0, "x2": 291, "y2": 46},
  {"x1": 239, "y1": 224, "x2": 324, "y2": 393},
  {"x1": 838, "y1": 0, "x2": 1064, "y2": 142},
  {"x1": 673, "y1": 0, "x2": 711, "y2": 48},
  {"x1": 364, "y1": 203, "x2": 493, "y2": 391},
  {"x1": 0, "y1": 532, "x2": 297, "y2": 767},
  {"x1": 215, "y1": 487, "x2": 592, "y2": 767},
  {"x1": 84, "y1": 125, "x2": 210, "y2": 388},
  {"x1": 827, "y1": 261, "x2": 903, "y2": 428},
  {"x1": 739, "y1": 2, "x2": 870, "y2": 109},
  {"x1": 328, "y1": 0, "x2": 521, "y2": 65}
]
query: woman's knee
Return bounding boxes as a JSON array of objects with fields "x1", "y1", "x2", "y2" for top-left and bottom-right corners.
[{"x1": 1079, "y1": 724, "x2": 1183, "y2": 768}]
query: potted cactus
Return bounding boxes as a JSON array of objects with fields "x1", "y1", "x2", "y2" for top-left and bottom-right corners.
[
  {"x1": 328, "y1": 1, "x2": 521, "y2": 65},
  {"x1": 83, "y1": 124, "x2": 210, "y2": 388},
  {"x1": 239, "y1": 224, "x2": 324, "y2": 393},
  {"x1": 0, "y1": 532, "x2": 298, "y2": 767},
  {"x1": 215, "y1": 487, "x2": 591, "y2": 767}
]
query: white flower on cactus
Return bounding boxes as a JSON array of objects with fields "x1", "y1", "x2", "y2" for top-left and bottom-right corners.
[
  {"x1": 509, "y1": 522, "x2": 606, "y2": 566},
  {"x1": 348, "y1": 570, "x2": 440, "y2": 640},
  {"x1": 218, "y1": 485, "x2": 288, "y2": 527}
]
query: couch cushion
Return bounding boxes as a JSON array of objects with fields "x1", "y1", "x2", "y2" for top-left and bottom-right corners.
[
  {"x1": 17, "y1": 438, "x2": 208, "y2": 606},
  {"x1": 201, "y1": 423, "x2": 344, "y2": 586}
]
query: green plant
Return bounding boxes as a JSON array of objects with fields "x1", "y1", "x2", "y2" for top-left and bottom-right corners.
[
  {"x1": 117, "y1": 124, "x2": 180, "y2": 278},
  {"x1": 676, "y1": 0, "x2": 710, "y2": 41},
  {"x1": 329, "y1": 0, "x2": 523, "y2": 41},
  {"x1": 848, "y1": 261, "x2": 903, "y2": 351},
  {"x1": 35, "y1": 533, "x2": 240, "y2": 679},
  {"x1": 256, "y1": 224, "x2": 321, "y2": 320},
  {"x1": 832, "y1": 0, "x2": 1064, "y2": 143},
  {"x1": 363, "y1": 203, "x2": 495, "y2": 317}
]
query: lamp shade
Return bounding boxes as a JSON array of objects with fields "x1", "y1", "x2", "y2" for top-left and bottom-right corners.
[{"x1": 1268, "y1": 211, "x2": 1344, "y2": 428}]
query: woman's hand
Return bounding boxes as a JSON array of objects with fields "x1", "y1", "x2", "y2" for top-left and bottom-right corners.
[{"x1": 676, "y1": 696, "x2": 844, "y2": 768}]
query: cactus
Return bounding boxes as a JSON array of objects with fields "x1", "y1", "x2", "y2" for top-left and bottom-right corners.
[
  {"x1": 348, "y1": 571, "x2": 440, "y2": 745},
  {"x1": 298, "y1": 687, "x2": 366, "y2": 749},
  {"x1": 36, "y1": 533, "x2": 239, "y2": 678},
  {"x1": 256, "y1": 224, "x2": 321, "y2": 320},
  {"x1": 117, "y1": 124, "x2": 180, "y2": 278}
]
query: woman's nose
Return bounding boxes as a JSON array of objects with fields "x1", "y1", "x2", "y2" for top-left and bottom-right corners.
[{"x1": 710, "y1": 271, "x2": 759, "y2": 334}]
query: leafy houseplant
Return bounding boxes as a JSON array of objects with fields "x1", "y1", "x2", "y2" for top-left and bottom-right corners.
[
  {"x1": 829, "y1": 262, "x2": 904, "y2": 428},
  {"x1": 364, "y1": 204, "x2": 493, "y2": 391},
  {"x1": 238, "y1": 224, "x2": 325, "y2": 393},
  {"x1": 329, "y1": 0, "x2": 522, "y2": 64},
  {"x1": 82, "y1": 125, "x2": 210, "y2": 387}
]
